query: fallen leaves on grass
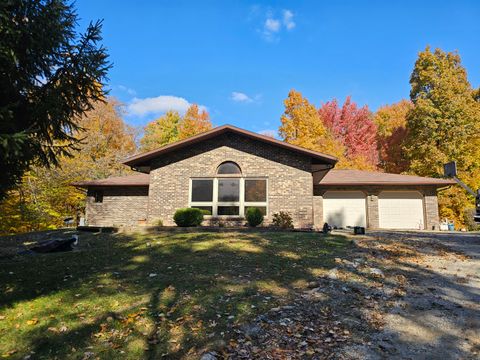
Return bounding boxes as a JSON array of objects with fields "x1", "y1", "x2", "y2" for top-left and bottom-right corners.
[{"x1": 26, "y1": 318, "x2": 38, "y2": 325}]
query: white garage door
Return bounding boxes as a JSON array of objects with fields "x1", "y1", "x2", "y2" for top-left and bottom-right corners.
[
  {"x1": 378, "y1": 191, "x2": 424, "y2": 229},
  {"x1": 323, "y1": 191, "x2": 367, "y2": 228}
]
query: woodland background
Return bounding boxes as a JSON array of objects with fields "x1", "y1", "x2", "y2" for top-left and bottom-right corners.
[{"x1": 1, "y1": 47, "x2": 479, "y2": 234}]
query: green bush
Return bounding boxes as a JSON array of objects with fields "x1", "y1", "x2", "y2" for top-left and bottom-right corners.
[
  {"x1": 173, "y1": 208, "x2": 204, "y2": 227},
  {"x1": 272, "y1": 211, "x2": 294, "y2": 229},
  {"x1": 246, "y1": 207, "x2": 264, "y2": 227}
]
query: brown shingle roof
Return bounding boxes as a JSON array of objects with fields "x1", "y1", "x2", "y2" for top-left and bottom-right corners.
[
  {"x1": 122, "y1": 124, "x2": 338, "y2": 167},
  {"x1": 72, "y1": 169, "x2": 456, "y2": 188},
  {"x1": 318, "y1": 169, "x2": 456, "y2": 186},
  {"x1": 72, "y1": 173, "x2": 150, "y2": 188}
]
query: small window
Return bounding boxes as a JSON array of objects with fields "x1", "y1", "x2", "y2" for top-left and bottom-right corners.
[
  {"x1": 93, "y1": 190, "x2": 103, "y2": 203},
  {"x1": 191, "y1": 179, "x2": 213, "y2": 202},
  {"x1": 245, "y1": 179, "x2": 267, "y2": 202},
  {"x1": 218, "y1": 206, "x2": 240, "y2": 216},
  {"x1": 217, "y1": 161, "x2": 241, "y2": 175}
]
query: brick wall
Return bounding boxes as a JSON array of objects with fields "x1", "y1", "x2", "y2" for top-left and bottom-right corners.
[
  {"x1": 85, "y1": 187, "x2": 149, "y2": 227},
  {"x1": 424, "y1": 188, "x2": 440, "y2": 230},
  {"x1": 314, "y1": 185, "x2": 441, "y2": 229},
  {"x1": 148, "y1": 133, "x2": 316, "y2": 227}
]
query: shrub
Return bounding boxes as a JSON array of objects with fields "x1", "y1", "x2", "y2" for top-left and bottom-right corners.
[
  {"x1": 246, "y1": 207, "x2": 264, "y2": 227},
  {"x1": 272, "y1": 211, "x2": 294, "y2": 229},
  {"x1": 173, "y1": 208, "x2": 204, "y2": 227},
  {"x1": 463, "y1": 208, "x2": 480, "y2": 231}
]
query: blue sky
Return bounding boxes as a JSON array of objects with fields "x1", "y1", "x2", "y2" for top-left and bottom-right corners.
[{"x1": 76, "y1": 0, "x2": 480, "y2": 135}]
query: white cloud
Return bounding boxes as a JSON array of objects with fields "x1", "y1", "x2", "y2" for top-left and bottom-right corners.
[
  {"x1": 117, "y1": 85, "x2": 136, "y2": 96},
  {"x1": 264, "y1": 17, "x2": 280, "y2": 33},
  {"x1": 127, "y1": 95, "x2": 206, "y2": 116},
  {"x1": 230, "y1": 92, "x2": 263, "y2": 104},
  {"x1": 257, "y1": 8, "x2": 296, "y2": 42},
  {"x1": 282, "y1": 10, "x2": 295, "y2": 30},
  {"x1": 259, "y1": 129, "x2": 277, "y2": 138},
  {"x1": 231, "y1": 92, "x2": 253, "y2": 103}
]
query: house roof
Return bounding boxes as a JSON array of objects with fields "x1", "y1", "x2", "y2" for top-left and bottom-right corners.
[
  {"x1": 318, "y1": 169, "x2": 456, "y2": 186},
  {"x1": 73, "y1": 169, "x2": 456, "y2": 188},
  {"x1": 72, "y1": 173, "x2": 150, "y2": 188},
  {"x1": 122, "y1": 124, "x2": 338, "y2": 167}
]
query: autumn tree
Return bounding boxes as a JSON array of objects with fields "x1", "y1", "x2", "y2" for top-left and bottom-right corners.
[
  {"x1": 140, "y1": 104, "x2": 212, "y2": 151},
  {"x1": 0, "y1": 98, "x2": 136, "y2": 234},
  {"x1": 279, "y1": 90, "x2": 345, "y2": 159},
  {"x1": 0, "y1": 0, "x2": 110, "y2": 198},
  {"x1": 318, "y1": 97, "x2": 379, "y2": 169},
  {"x1": 404, "y1": 47, "x2": 480, "y2": 228},
  {"x1": 178, "y1": 104, "x2": 212, "y2": 140},
  {"x1": 140, "y1": 111, "x2": 181, "y2": 151},
  {"x1": 374, "y1": 99, "x2": 413, "y2": 173}
]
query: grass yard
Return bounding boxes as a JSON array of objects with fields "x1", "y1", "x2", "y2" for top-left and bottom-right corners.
[{"x1": 0, "y1": 230, "x2": 350, "y2": 359}]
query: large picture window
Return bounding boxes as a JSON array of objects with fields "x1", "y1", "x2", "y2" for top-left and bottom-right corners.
[{"x1": 189, "y1": 177, "x2": 267, "y2": 217}]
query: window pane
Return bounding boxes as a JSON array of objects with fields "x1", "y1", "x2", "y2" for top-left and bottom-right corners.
[
  {"x1": 245, "y1": 179, "x2": 267, "y2": 202},
  {"x1": 217, "y1": 161, "x2": 241, "y2": 174},
  {"x1": 191, "y1": 206, "x2": 212, "y2": 215},
  {"x1": 94, "y1": 190, "x2": 103, "y2": 203},
  {"x1": 218, "y1": 206, "x2": 239, "y2": 216},
  {"x1": 218, "y1": 179, "x2": 239, "y2": 201},
  {"x1": 245, "y1": 206, "x2": 267, "y2": 216},
  {"x1": 191, "y1": 179, "x2": 213, "y2": 202}
]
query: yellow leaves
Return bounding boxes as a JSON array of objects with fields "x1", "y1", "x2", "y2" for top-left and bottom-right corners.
[
  {"x1": 178, "y1": 104, "x2": 212, "y2": 140},
  {"x1": 25, "y1": 317, "x2": 39, "y2": 326},
  {"x1": 140, "y1": 104, "x2": 212, "y2": 151},
  {"x1": 280, "y1": 89, "x2": 327, "y2": 144},
  {"x1": 374, "y1": 100, "x2": 412, "y2": 138},
  {"x1": 279, "y1": 89, "x2": 343, "y2": 162},
  {"x1": 1, "y1": 350, "x2": 17, "y2": 358}
]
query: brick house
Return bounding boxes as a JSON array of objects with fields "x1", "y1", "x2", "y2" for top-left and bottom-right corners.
[{"x1": 73, "y1": 125, "x2": 455, "y2": 230}]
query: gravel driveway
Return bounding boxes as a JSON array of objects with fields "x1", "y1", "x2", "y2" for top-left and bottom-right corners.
[
  {"x1": 343, "y1": 230, "x2": 480, "y2": 360},
  {"x1": 223, "y1": 230, "x2": 479, "y2": 359}
]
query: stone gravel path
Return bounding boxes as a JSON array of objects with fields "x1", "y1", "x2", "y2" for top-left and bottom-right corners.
[{"x1": 341, "y1": 231, "x2": 480, "y2": 360}]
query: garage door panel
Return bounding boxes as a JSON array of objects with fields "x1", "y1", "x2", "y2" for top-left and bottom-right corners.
[
  {"x1": 323, "y1": 191, "x2": 366, "y2": 228},
  {"x1": 379, "y1": 191, "x2": 424, "y2": 229}
]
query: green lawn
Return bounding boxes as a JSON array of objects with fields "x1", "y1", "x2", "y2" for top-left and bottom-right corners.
[{"x1": 0, "y1": 230, "x2": 349, "y2": 359}]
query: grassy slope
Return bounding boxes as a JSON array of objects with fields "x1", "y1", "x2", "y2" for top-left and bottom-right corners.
[{"x1": 0, "y1": 230, "x2": 349, "y2": 359}]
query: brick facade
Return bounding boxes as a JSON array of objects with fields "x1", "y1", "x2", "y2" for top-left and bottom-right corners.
[
  {"x1": 82, "y1": 131, "x2": 443, "y2": 230},
  {"x1": 85, "y1": 187, "x2": 149, "y2": 227},
  {"x1": 148, "y1": 133, "x2": 315, "y2": 227}
]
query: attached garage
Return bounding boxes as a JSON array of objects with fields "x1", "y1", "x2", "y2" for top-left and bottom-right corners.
[
  {"x1": 378, "y1": 191, "x2": 425, "y2": 229},
  {"x1": 316, "y1": 169, "x2": 455, "y2": 230},
  {"x1": 323, "y1": 191, "x2": 367, "y2": 228}
]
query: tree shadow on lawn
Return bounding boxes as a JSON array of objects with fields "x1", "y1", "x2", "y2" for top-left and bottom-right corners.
[
  {"x1": 1, "y1": 230, "x2": 477, "y2": 359},
  {"x1": 0, "y1": 230, "x2": 348, "y2": 359}
]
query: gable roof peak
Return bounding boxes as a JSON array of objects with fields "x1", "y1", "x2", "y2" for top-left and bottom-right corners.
[{"x1": 123, "y1": 124, "x2": 338, "y2": 168}]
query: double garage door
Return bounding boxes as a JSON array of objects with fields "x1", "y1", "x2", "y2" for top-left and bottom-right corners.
[{"x1": 323, "y1": 191, "x2": 425, "y2": 229}]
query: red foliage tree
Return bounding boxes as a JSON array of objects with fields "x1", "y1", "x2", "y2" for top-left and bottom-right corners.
[{"x1": 318, "y1": 97, "x2": 378, "y2": 168}]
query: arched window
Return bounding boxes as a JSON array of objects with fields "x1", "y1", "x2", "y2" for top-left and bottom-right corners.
[
  {"x1": 217, "y1": 161, "x2": 241, "y2": 175},
  {"x1": 190, "y1": 160, "x2": 267, "y2": 218}
]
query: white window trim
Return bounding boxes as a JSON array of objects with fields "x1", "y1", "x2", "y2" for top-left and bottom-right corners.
[{"x1": 189, "y1": 177, "x2": 268, "y2": 218}]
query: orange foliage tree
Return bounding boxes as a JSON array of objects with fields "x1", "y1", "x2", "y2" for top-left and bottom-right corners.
[
  {"x1": 0, "y1": 98, "x2": 136, "y2": 234},
  {"x1": 279, "y1": 89, "x2": 345, "y2": 160},
  {"x1": 374, "y1": 99, "x2": 413, "y2": 173},
  {"x1": 140, "y1": 104, "x2": 212, "y2": 151},
  {"x1": 318, "y1": 97, "x2": 378, "y2": 170}
]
